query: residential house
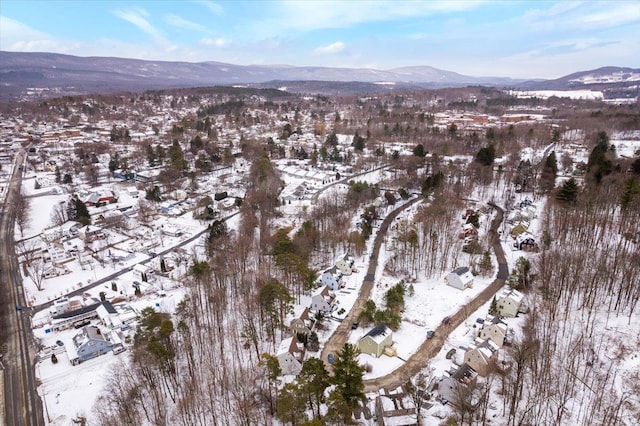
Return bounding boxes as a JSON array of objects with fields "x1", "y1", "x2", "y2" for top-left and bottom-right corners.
[
  {"x1": 496, "y1": 288, "x2": 524, "y2": 318},
  {"x1": 133, "y1": 263, "x2": 154, "y2": 282},
  {"x1": 446, "y1": 266, "x2": 474, "y2": 290},
  {"x1": 51, "y1": 300, "x2": 115, "y2": 331},
  {"x1": 96, "y1": 301, "x2": 119, "y2": 328},
  {"x1": 463, "y1": 338, "x2": 499, "y2": 376},
  {"x1": 320, "y1": 266, "x2": 343, "y2": 291},
  {"x1": 310, "y1": 286, "x2": 335, "y2": 313},
  {"x1": 438, "y1": 363, "x2": 478, "y2": 403},
  {"x1": 461, "y1": 223, "x2": 478, "y2": 239},
  {"x1": 514, "y1": 232, "x2": 538, "y2": 251},
  {"x1": 77, "y1": 225, "x2": 104, "y2": 243},
  {"x1": 358, "y1": 324, "x2": 393, "y2": 358},
  {"x1": 82, "y1": 190, "x2": 117, "y2": 206},
  {"x1": 42, "y1": 221, "x2": 81, "y2": 242},
  {"x1": 289, "y1": 307, "x2": 315, "y2": 336},
  {"x1": 335, "y1": 254, "x2": 356, "y2": 276},
  {"x1": 509, "y1": 223, "x2": 529, "y2": 238},
  {"x1": 70, "y1": 325, "x2": 114, "y2": 365},
  {"x1": 479, "y1": 315, "x2": 508, "y2": 348},
  {"x1": 276, "y1": 335, "x2": 305, "y2": 376}
]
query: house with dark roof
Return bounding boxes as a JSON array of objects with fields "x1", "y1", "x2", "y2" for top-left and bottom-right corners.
[
  {"x1": 446, "y1": 266, "x2": 474, "y2": 290},
  {"x1": 438, "y1": 363, "x2": 478, "y2": 403},
  {"x1": 51, "y1": 301, "x2": 116, "y2": 331},
  {"x1": 358, "y1": 324, "x2": 393, "y2": 358}
]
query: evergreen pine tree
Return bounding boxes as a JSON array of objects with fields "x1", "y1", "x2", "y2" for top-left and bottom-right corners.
[
  {"x1": 489, "y1": 296, "x2": 498, "y2": 316},
  {"x1": 331, "y1": 343, "x2": 365, "y2": 410},
  {"x1": 556, "y1": 178, "x2": 579, "y2": 204}
]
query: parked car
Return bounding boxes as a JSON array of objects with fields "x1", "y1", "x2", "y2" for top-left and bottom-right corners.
[
  {"x1": 328, "y1": 353, "x2": 334, "y2": 364},
  {"x1": 56, "y1": 340, "x2": 64, "y2": 347},
  {"x1": 351, "y1": 321, "x2": 359, "y2": 330},
  {"x1": 426, "y1": 330, "x2": 435, "y2": 339},
  {"x1": 442, "y1": 316, "x2": 451, "y2": 325},
  {"x1": 476, "y1": 317, "x2": 484, "y2": 324},
  {"x1": 113, "y1": 345, "x2": 127, "y2": 355}
]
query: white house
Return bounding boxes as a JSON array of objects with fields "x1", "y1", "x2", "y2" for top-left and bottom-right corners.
[
  {"x1": 438, "y1": 363, "x2": 478, "y2": 403},
  {"x1": 446, "y1": 266, "x2": 474, "y2": 290},
  {"x1": 320, "y1": 266, "x2": 342, "y2": 291},
  {"x1": 77, "y1": 225, "x2": 104, "y2": 242},
  {"x1": 276, "y1": 335, "x2": 304, "y2": 376},
  {"x1": 463, "y1": 338, "x2": 499, "y2": 377},
  {"x1": 496, "y1": 288, "x2": 524, "y2": 318},
  {"x1": 335, "y1": 254, "x2": 356, "y2": 276},
  {"x1": 310, "y1": 286, "x2": 336, "y2": 313},
  {"x1": 133, "y1": 263, "x2": 154, "y2": 282},
  {"x1": 479, "y1": 315, "x2": 508, "y2": 348}
]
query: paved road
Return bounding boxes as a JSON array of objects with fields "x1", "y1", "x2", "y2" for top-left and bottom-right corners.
[
  {"x1": 1, "y1": 151, "x2": 45, "y2": 426},
  {"x1": 29, "y1": 211, "x2": 240, "y2": 315},
  {"x1": 320, "y1": 196, "x2": 424, "y2": 369},
  {"x1": 362, "y1": 203, "x2": 507, "y2": 392},
  {"x1": 312, "y1": 164, "x2": 389, "y2": 203}
]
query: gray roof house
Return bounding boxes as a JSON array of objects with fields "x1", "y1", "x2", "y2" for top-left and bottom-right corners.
[
  {"x1": 71, "y1": 325, "x2": 113, "y2": 365},
  {"x1": 446, "y1": 266, "x2": 474, "y2": 290}
]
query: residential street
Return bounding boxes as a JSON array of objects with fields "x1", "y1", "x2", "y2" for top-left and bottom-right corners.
[
  {"x1": 320, "y1": 196, "x2": 424, "y2": 368},
  {"x1": 0, "y1": 151, "x2": 45, "y2": 426},
  {"x1": 361, "y1": 203, "x2": 507, "y2": 392}
]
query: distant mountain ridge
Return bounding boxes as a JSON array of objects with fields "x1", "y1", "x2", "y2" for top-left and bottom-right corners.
[{"x1": 0, "y1": 51, "x2": 637, "y2": 101}]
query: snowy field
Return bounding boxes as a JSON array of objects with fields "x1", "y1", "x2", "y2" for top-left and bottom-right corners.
[{"x1": 511, "y1": 90, "x2": 604, "y2": 100}]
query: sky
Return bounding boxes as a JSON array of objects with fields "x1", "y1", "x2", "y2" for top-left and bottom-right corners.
[{"x1": 0, "y1": 0, "x2": 638, "y2": 79}]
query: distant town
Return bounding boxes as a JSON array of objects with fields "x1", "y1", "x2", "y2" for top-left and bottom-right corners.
[{"x1": 1, "y1": 82, "x2": 639, "y2": 426}]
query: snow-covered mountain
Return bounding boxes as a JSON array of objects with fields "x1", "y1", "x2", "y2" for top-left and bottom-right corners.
[{"x1": 0, "y1": 51, "x2": 636, "y2": 101}]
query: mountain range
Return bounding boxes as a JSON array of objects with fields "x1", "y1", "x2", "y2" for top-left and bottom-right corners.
[{"x1": 0, "y1": 51, "x2": 638, "y2": 101}]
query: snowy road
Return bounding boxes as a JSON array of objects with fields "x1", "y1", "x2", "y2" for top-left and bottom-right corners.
[{"x1": 361, "y1": 204, "x2": 508, "y2": 392}]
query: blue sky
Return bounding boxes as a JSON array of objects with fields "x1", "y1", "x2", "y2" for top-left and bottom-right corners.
[{"x1": 1, "y1": 0, "x2": 638, "y2": 79}]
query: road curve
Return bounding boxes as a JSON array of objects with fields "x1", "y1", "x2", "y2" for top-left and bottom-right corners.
[
  {"x1": 320, "y1": 195, "x2": 424, "y2": 369},
  {"x1": 362, "y1": 203, "x2": 507, "y2": 392}
]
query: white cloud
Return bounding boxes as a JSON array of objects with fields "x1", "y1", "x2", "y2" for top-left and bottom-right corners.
[
  {"x1": 165, "y1": 14, "x2": 209, "y2": 33},
  {"x1": 272, "y1": 0, "x2": 485, "y2": 33},
  {"x1": 313, "y1": 41, "x2": 345, "y2": 55},
  {"x1": 523, "y1": 2, "x2": 640, "y2": 32},
  {"x1": 113, "y1": 8, "x2": 165, "y2": 43},
  {"x1": 0, "y1": 15, "x2": 80, "y2": 53},
  {"x1": 200, "y1": 37, "x2": 231, "y2": 47},
  {"x1": 193, "y1": 0, "x2": 224, "y2": 16}
]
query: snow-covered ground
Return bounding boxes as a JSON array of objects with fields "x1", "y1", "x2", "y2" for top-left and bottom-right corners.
[{"x1": 511, "y1": 90, "x2": 604, "y2": 100}]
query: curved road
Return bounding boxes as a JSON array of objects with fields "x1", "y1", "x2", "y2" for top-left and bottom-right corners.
[
  {"x1": 320, "y1": 195, "x2": 424, "y2": 368},
  {"x1": 1, "y1": 151, "x2": 45, "y2": 426},
  {"x1": 361, "y1": 203, "x2": 507, "y2": 391}
]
